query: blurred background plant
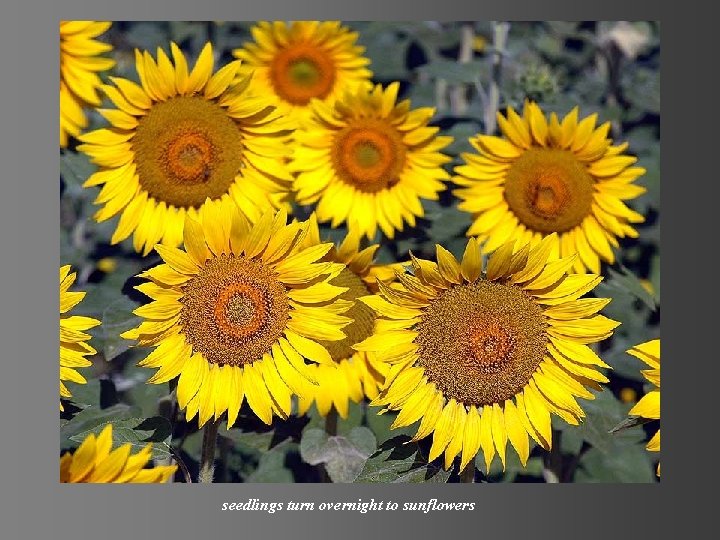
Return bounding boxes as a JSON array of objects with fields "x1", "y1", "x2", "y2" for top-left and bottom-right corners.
[{"x1": 60, "y1": 20, "x2": 660, "y2": 483}]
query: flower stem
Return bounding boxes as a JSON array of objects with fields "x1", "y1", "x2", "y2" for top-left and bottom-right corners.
[
  {"x1": 199, "y1": 418, "x2": 220, "y2": 483},
  {"x1": 325, "y1": 408, "x2": 339, "y2": 436},
  {"x1": 449, "y1": 23, "x2": 475, "y2": 115},
  {"x1": 167, "y1": 444, "x2": 193, "y2": 483},
  {"x1": 318, "y1": 408, "x2": 339, "y2": 482},
  {"x1": 483, "y1": 21, "x2": 510, "y2": 135},
  {"x1": 460, "y1": 463, "x2": 476, "y2": 483}
]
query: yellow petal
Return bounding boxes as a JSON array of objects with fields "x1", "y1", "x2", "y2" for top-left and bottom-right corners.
[
  {"x1": 522, "y1": 385, "x2": 552, "y2": 449},
  {"x1": 435, "y1": 245, "x2": 461, "y2": 284},
  {"x1": 428, "y1": 399, "x2": 459, "y2": 463},
  {"x1": 242, "y1": 363, "x2": 273, "y2": 425},
  {"x1": 411, "y1": 390, "x2": 444, "y2": 442},
  {"x1": 490, "y1": 403, "x2": 507, "y2": 470},
  {"x1": 512, "y1": 233, "x2": 558, "y2": 283},
  {"x1": 186, "y1": 42, "x2": 214, "y2": 94},
  {"x1": 629, "y1": 390, "x2": 660, "y2": 419},
  {"x1": 154, "y1": 244, "x2": 199, "y2": 275},
  {"x1": 485, "y1": 240, "x2": 516, "y2": 281},
  {"x1": 503, "y1": 400, "x2": 529, "y2": 466},
  {"x1": 478, "y1": 407, "x2": 495, "y2": 473},
  {"x1": 183, "y1": 216, "x2": 208, "y2": 265},
  {"x1": 285, "y1": 329, "x2": 333, "y2": 365},
  {"x1": 176, "y1": 352, "x2": 207, "y2": 409},
  {"x1": 443, "y1": 402, "x2": 467, "y2": 470},
  {"x1": 527, "y1": 102, "x2": 548, "y2": 146},
  {"x1": 459, "y1": 406, "x2": 482, "y2": 472},
  {"x1": 460, "y1": 237, "x2": 482, "y2": 282}
]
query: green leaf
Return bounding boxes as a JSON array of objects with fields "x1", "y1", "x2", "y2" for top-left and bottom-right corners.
[
  {"x1": 417, "y1": 59, "x2": 489, "y2": 85},
  {"x1": 560, "y1": 389, "x2": 645, "y2": 454},
  {"x1": 60, "y1": 151, "x2": 96, "y2": 193},
  {"x1": 355, "y1": 436, "x2": 450, "y2": 483},
  {"x1": 364, "y1": 408, "x2": 413, "y2": 445},
  {"x1": 609, "y1": 415, "x2": 653, "y2": 434},
  {"x1": 443, "y1": 121, "x2": 482, "y2": 156},
  {"x1": 68, "y1": 416, "x2": 173, "y2": 461},
  {"x1": 424, "y1": 201, "x2": 473, "y2": 245},
  {"x1": 622, "y1": 67, "x2": 660, "y2": 115},
  {"x1": 220, "y1": 430, "x2": 278, "y2": 453},
  {"x1": 123, "y1": 373, "x2": 173, "y2": 418},
  {"x1": 99, "y1": 296, "x2": 141, "y2": 361},
  {"x1": 125, "y1": 22, "x2": 171, "y2": 52},
  {"x1": 575, "y1": 446, "x2": 655, "y2": 483},
  {"x1": 63, "y1": 378, "x2": 102, "y2": 410},
  {"x1": 354, "y1": 22, "x2": 410, "y2": 80},
  {"x1": 300, "y1": 427, "x2": 377, "y2": 483},
  {"x1": 60, "y1": 403, "x2": 135, "y2": 449},
  {"x1": 600, "y1": 265, "x2": 657, "y2": 311},
  {"x1": 559, "y1": 425, "x2": 584, "y2": 455},
  {"x1": 245, "y1": 440, "x2": 295, "y2": 483},
  {"x1": 303, "y1": 401, "x2": 364, "y2": 436}
]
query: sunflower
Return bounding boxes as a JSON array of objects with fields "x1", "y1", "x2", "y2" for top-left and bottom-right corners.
[
  {"x1": 232, "y1": 21, "x2": 372, "y2": 123},
  {"x1": 60, "y1": 265, "x2": 100, "y2": 411},
  {"x1": 122, "y1": 202, "x2": 352, "y2": 427},
  {"x1": 290, "y1": 82, "x2": 453, "y2": 240},
  {"x1": 355, "y1": 234, "x2": 618, "y2": 472},
  {"x1": 77, "y1": 42, "x2": 293, "y2": 256},
  {"x1": 60, "y1": 21, "x2": 115, "y2": 148},
  {"x1": 454, "y1": 101, "x2": 646, "y2": 273},
  {"x1": 295, "y1": 224, "x2": 393, "y2": 419},
  {"x1": 626, "y1": 339, "x2": 660, "y2": 476},
  {"x1": 61, "y1": 424, "x2": 177, "y2": 482}
]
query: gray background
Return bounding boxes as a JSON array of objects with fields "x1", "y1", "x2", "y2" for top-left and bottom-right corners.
[{"x1": 1, "y1": 0, "x2": 706, "y2": 538}]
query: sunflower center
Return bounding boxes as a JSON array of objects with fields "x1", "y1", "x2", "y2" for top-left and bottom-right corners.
[
  {"x1": 132, "y1": 96, "x2": 245, "y2": 208},
  {"x1": 504, "y1": 148, "x2": 594, "y2": 233},
  {"x1": 179, "y1": 255, "x2": 289, "y2": 366},
  {"x1": 320, "y1": 268, "x2": 375, "y2": 361},
  {"x1": 332, "y1": 119, "x2": 406, "y2": 193},
  {"x1": 269, "y1": 43, "x2": 336, "y2": 105},
  {"x1": 414, "y1": 281, "x2": 547, "y2": 406}
]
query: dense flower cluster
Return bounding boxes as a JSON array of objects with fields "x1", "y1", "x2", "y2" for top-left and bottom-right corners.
[{"x1": 59, "y1": 21, "x2": 659, "y2": 483}]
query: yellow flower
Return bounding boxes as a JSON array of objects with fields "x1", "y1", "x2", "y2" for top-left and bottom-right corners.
[
  {"x1": 233, "y1": 21, "x2": 372, "y2": 123},
  {"x1": 77, "y1": 42, "x2": 293, "y2": 256},
  {"x1": 60, "y1": 424, "x2": 177, "y2": 482},
  {"x1": 60, "y1": 21, "x2": 115, "y2": 148},
  {"x1": 296, "y1": 223, "x2": 393, "y2": 419},
  {"x1": 356, "y1": 234, "x2": 618, "y2": 472},
  {"x1": 290, "y1": 82, "x2": 453, "y2": 240},
  {"x1": 122, "y1": 202, "x2": 352, "y2": 427},
  {"x1": 627, "y1": 339, "x2": 660, "y2": 476},
  {"x1": 454, "y1": 101, "x2": 646, "y2": 273},
  {"x1": 60, "y1": 265, "x2": 100, "y2": 411}
]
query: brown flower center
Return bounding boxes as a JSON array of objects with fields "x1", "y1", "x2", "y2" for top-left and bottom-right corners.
[
  {"x1": 179, "y1": 255, "x2": 288, "y2": 366},
  {"x1": 504, "y1": 148, "x2": 594, "y2": 233},
  {"x1": 269, "y1": 42, "x2": 336, "y2": 105},
  {"x1": 132, "y1": 96, "x2": 244, "y2": 208},
  {"x1": 331, "y1": 119, "x2": 406, "y2": 193},
  {"x1": 414, "y1": 281, "x2": 547, "y2": 406}
]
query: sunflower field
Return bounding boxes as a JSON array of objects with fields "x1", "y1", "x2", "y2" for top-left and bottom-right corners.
[{"x1": 60, "y1": 21, "x2": 660, "y2": 484}]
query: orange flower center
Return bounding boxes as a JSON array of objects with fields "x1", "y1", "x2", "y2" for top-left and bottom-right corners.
[
  {"x1": 331, "y1": 119, "x2": 406, "y2": 193},
  {"x1": 504, "y1": 148, "x2": 594, "y2": 233},
  {"x1": 165, "y1": 132, "x2": 214, "y2": 184},
  {"x1": 415, "y1": 281, "x2": 547, "y2": 406},
  {"x1": 179, "y1": 255, "x2": 288, "y2": 366},
  {"x1": 133, "y1": 96, "x2": 244, "y2": 208},
  {"x1": 269, "y1": 43, "x2": 336, "y2": 105}
]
